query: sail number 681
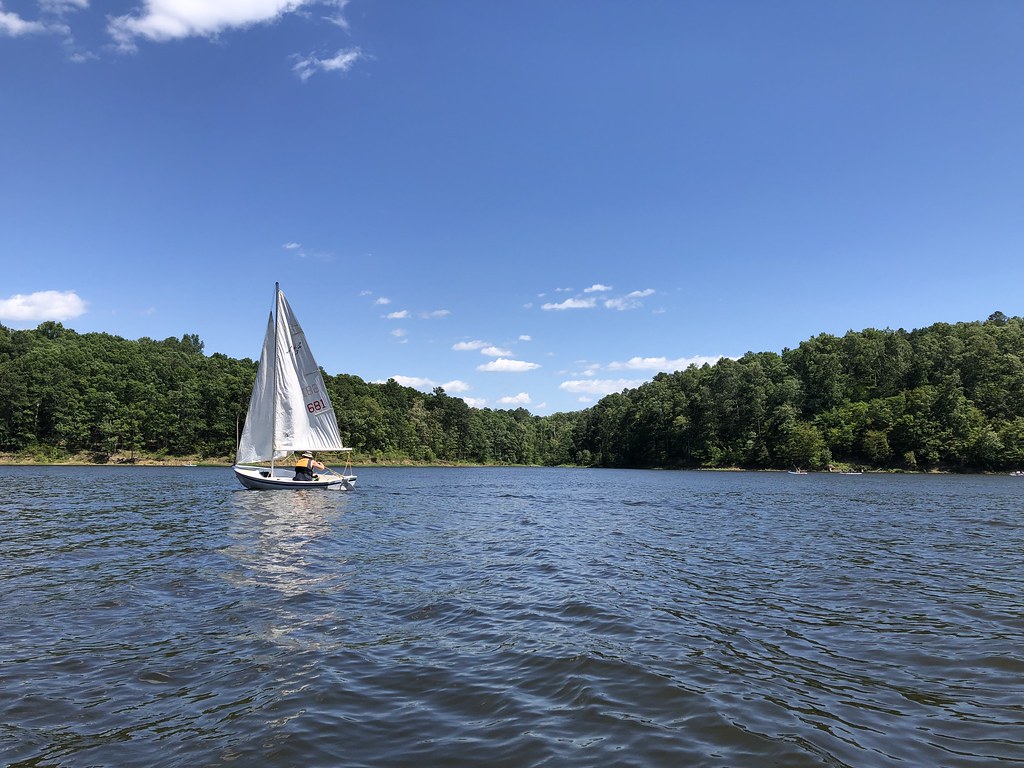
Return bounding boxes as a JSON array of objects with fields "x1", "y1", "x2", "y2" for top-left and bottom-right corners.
[{"x1": 307, "y1": 398, "x2": 327, "y2": 414}]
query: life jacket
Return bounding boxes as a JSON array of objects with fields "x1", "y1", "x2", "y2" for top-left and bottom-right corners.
[{"x1": 294, "y1": 458, "x2": 315, "y2": 479}]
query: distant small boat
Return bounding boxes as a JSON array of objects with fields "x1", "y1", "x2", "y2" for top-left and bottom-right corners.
[
  {"x1": 839, "y1": 471, "x2": 863, "y2": 475},
  {"x1": 232, "y1": 283, "x2": 357, "y2": 491},
  {"x1": 788, "y1": 469, "x2": 809, "y2": 475},
  {"x1": 1011, "y1": 470, "x2": 1024, "y2": 477}
]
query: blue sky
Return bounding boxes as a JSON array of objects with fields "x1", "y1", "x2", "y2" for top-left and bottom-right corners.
[{"x1": 2, "y1": 1, "x2": 1023, "y2": 414}]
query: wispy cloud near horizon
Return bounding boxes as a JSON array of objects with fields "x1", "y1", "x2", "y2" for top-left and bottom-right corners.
[
  {"x1": 559, "y1": 378, "x2": 646, "y2": 396},
  {"x1": 608, "y1": 355, "x2": 723, "y2": 371},
  {"x1": 477, "y1": 358, "x2": 540, "y2": 373},
  {"x1": 541, "y1": 286, "x2": 656, "y2": 312},
  {"x1": 379, "y1": 375, "x2": 470, "y2": 394},
  {"x1": 542, "y1": 297, "x2": 596, "y2": 311}
]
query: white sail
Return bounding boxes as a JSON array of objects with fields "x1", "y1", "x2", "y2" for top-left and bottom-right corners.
[
  {"x1": 272, "y1": 289, "x2": 346, "y2": 453},
  {"x1": 235, "y1": 287, "x2": 346, "y2": 464}
]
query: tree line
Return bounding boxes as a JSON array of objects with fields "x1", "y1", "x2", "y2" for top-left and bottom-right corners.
[{"x1": 2, "y1": 313, "x2": 1024, "y2": 471}]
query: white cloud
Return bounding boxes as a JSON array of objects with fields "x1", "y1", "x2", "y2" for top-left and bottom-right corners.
[
  {"x1": 477, "y1": 358, "x2": 541, "y2": 373},
  {"x1": 461, "y1": 396, "x2": 487, "y2": 408},
  {"x1": 559, "y1": 378, "x2": 645, "y2": 395},
  {"x1": 41, "y1": 0, "x2": 89, "y2": 11},
  {"x1": 421, "y1": 309, "x2": 450, "y2": 319},
  {"x1": 388, "y1": 375, "x2": 433, "y2": 390},
  {"x1": 453, "y1": 340, "x2": 487, "y2": 351},
  {"x1": 325, "y1": 9, "x2": 350, "y2": 30},
  {"x1": 543, "y1": 287, "x2": 655, "y2": 312},
  {"x1": 7, "y1": 0, "x2": 360, "y2": 68},
  {"x1": 391, "y1": 328, "x2": 407, "y2": 338},
  {"x1": 481, "y1": 345, "x2": 512, "y2": 357},
  {"x1": 374, "y1": 296, "x2": 391, "y2": 305},
  {"x1": 0, "y1": 290, "x2": 87, "y2": 322},
  {"x1": 381, "y1": 375, "x2": 470, "y2": 395},
  {"x1": 518, "y1": 334, "x2": 532, "y2": 342},
  {"x1": 542, "y1": 297, "x2": 596, "y2": 311},
  {"x1": 386, "y1": 310, "x2": 409, "y2": 319},
  {"x1": 1, "y1": 6, "x2": 47, "y2": 35},
  {"x1": 604, "y1": 299, "x2": 630, "y2": 311},
  {"x1": 498, "y1": 392, "x2": 531, "y2": 405},
  {"x1": 608, "y1": 355, "x2": 723, "y2": 371},
  {"x1": 604, "y1": 288, "x2": 655, "y2": 311},
  {"x1": 108, "y1": 0, "x2": 349, "y2": 52},
  {"x1": 105, "y1": 0, "x2": 363, "y2": 75},
  {"x1": 110, "y1": 0, "x2": 298, "y2": 49},
  {"x1": 283, "y1": 241, "x2": 301, "y2": 249},
  {"x1": 293, "y1": 47, "x2": 363, "y2": 82}
]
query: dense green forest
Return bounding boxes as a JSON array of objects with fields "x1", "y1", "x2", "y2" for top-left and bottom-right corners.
[{"x1": 3, "y1": 313, "x2": 1024, "y2": 471}]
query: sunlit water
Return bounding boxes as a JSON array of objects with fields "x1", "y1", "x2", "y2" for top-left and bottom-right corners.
[{"x1": 1, "y1": 466, "x2": 1021, "y2": 767}]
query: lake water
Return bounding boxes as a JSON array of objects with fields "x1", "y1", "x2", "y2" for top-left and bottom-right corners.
[{"x1": 1, "y1": 466, "x2": 1021, "y2": 767}]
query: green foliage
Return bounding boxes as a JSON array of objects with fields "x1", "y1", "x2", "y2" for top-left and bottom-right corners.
[
  {"x1": 0, "y1": 322, "x2": 561, "y2": 464},
  {"x1": 4, "y1": 312, "x2": 1024, "y2": 471},
  {"x1": 0, "y1": 325, "x2": 252, "y2": 459},
  {"x1": 570, "y1": 314, "x2": 1024, "y2": 472}
]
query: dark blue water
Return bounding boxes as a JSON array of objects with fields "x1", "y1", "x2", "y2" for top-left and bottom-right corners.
[{"x1": 1, "y1": 466, "x2": 1021, "y2": 767}]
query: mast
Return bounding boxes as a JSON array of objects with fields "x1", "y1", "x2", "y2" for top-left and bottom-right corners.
[{"x1": 270, "y1": 282, "x2": 280, "y2": 475}]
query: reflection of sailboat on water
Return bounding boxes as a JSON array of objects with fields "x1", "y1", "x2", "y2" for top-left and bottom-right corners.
[
  {"x1": 232, "y1": 283, "x2": 357, "y2": 491},
  {"x1": 227, "y1": 489, "x2": 350, "y2": 605}
]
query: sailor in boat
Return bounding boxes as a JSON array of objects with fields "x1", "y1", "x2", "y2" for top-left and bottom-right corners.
[{"x1": 294, "y1": 451, "x2": 326, "y2": 481}]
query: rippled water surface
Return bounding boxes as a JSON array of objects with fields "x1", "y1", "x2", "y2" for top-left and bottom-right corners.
[{"x1": 1, "y1": 466, "x2": 1022, "y2": 767}]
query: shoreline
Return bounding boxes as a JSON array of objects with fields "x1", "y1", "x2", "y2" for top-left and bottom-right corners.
[
  {"x1": 0, "y1": 453, "x2": 533, "y2": 469},
  {"x1": 0, "y1": 455, "x2": 1007, "y2": 474}
]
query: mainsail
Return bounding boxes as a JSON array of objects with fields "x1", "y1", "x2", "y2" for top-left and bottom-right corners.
[{"x1": 235, "y1": 286, "x2": 346, "y2": 464}]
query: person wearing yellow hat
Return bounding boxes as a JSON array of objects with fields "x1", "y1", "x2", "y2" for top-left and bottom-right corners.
[{"x1": 293, "y1": 451, "x2": 325, "y2": 481}]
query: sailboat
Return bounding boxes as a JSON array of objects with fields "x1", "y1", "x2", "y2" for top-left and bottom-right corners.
[{"x1": 232, "y1": 284, "x2": 357, "y2": 491}]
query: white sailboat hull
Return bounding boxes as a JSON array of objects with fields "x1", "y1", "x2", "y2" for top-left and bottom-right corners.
[{"x1": 233, "y1": 465, "x2": 356, "y2": 491}]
